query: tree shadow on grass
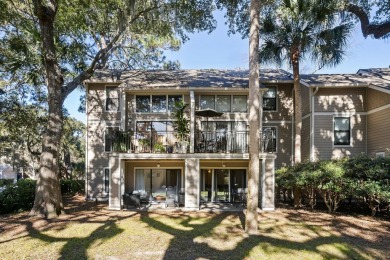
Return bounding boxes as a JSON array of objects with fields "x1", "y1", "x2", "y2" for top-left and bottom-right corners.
[{"x1": 140, "y1": 210, "x2": 379, "y2": 259}]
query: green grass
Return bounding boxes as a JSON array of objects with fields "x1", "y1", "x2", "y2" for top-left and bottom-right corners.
[{"x1": 0, "y1": 197, "x2": 388, "y2": 259}]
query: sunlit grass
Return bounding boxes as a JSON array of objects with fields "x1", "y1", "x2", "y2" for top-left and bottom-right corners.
[{"x1": 0, "y1": 200, "x2": 388, "y2": 260}]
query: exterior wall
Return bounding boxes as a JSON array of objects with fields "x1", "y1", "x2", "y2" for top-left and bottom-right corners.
[
  {"x1": 367, "y1": 107, "x2": 390, "y2": 157},
  {"x1": 313, "y1": 114, "x2": 366, "y2": 160},
  {"x1": 108, "y1": 155, "x2": 121, "y2": 210},
  {"x1": 86, "y1": 83, "x2": 121, "y2": 200},
  {"x1": 301, "y1": 116, "x2": 311, "y2": 162},
  {"x1": 367, "y1": 88, "x2": 390, "y2": 110},
  {"x1": 261, "y1": 157, "x2": 276, "y2": 210},
  {"x1": 185, "y1": 158, "x2": 200, "y2": 209},
  {"x1": 314, "y1": 88, "x2": 366, "y2": 112},
  {"x1": 263, "y1": 83, "x2": 294, "y2": 122},
  {"x1": 263, "y1": 122, "x2": 292, "y2": 168},
  {"x1": 301, "y1": 84, "x2": 311, "y2": 116}
]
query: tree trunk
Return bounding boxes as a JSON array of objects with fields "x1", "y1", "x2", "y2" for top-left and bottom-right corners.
[
  {"x1": 246, "y1": 0, "x2": 261, "y2": 235},
  {"x1": 30, "y1": 0, "x2": 64, "y2": 218},
  {"x1": 291, "y1": 52, "x2": 302, "y2": 164}
]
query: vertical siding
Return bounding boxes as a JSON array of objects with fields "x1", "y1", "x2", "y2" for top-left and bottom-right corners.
[
  {"x1": 314, "y1": 114, "x2": 366, "y2": 160},
  {"x1": 367, "y1": 107, "x2": 390, "y2": 156},
  {"x1": 87, "y1": 84, "x2": 121, "y2": 121},
  {"x1": 367, "y1": 88, "x2": 390, "y2": 110},
  {"x1": 314, "y1": 88, "x2": 366, "y2": 112}
]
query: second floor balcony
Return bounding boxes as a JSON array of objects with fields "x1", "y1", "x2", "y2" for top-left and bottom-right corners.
[{"x1": 107, "y1": 128, "x2": 276, "y2": 154}]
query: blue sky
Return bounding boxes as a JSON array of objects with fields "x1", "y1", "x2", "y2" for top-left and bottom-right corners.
[{"x1": 64, "y1": 10, "x2": 390, "y2": 123}]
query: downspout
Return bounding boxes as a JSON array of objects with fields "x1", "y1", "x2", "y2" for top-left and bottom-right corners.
[{"x1": 311, "y1": 86, "x2": 319, "y2": 161}]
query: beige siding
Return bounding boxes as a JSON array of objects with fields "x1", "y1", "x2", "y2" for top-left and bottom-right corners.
[
  {"x1": 263, "y1": 83, "x2": 294, "y2": 122},
  {"x1": 87, "y1": 83, "x2": 121, "y2": 122},
  {"x1": 264, "y1": 123, "x2": 292, "y2": 168},
  {"x1": 314, "y1": 88, "x2": 366, "y2": 112},
  {"x1": 301, "y1": 84, "x2": 311, "y2": 116},
  {"x1": 302, "y1": 116, "x2": 311, "y2": 162},
  {"x1": 367, "y1": 107, "x2": 390, "y2": 157},
  {"x1": 367, "y1": 88, "x2": 390, "y2": 111},
  {"x1": 314, "y1": 115, "x2": 366, "y2": 160}
]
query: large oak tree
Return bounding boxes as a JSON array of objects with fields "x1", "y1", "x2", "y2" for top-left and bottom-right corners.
[{"x1": 0, "y1": 0, "x2": 217, "y2": 217}]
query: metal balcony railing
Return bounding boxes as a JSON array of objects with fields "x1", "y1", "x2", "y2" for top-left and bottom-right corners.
[{"x1": 108, "y1": 128, "x2": 276, "y2": 154}]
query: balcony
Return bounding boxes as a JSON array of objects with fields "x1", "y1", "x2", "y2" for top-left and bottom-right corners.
[{"x1": 108, "y1": 128, "x2": 276, "y2": 154}]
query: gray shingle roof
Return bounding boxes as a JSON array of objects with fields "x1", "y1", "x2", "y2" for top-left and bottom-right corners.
[
  {"x1": 300, "y1": 74, "x2": 368, "y2": 87},
  {"x1": 86, "y1": 69, "x2": 293, "y2": 89},
  {"x1": 356, "y1": 68, "x2": 390, "y2": 90}
]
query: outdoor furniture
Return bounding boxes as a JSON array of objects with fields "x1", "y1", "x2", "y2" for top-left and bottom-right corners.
[
  {"x1": 122, "y1": 193, "x2": 141, "y2": 209},
  {"x1": 165, "y1": 187, "x2": 178, "y2": 208}
]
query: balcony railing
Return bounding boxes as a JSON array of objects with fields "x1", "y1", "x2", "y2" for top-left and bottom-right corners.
[
  {"x1": 109, "y1": 128, "x2": 276, "y2": 154},
  {"x1": 108, "y1": 131, "x2": 190, "y2": 153}
]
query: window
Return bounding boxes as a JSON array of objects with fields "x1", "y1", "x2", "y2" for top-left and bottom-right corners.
[
  {"x1": 152, "y1": 95, "x2": 167, "y2": 112},
  {"x1": 136, "y1": 95, "x2": 182, "y2": 113},
  {"x1": 376, "y1": 152, "x2": 385, "y2": 158},
  {"x1": 104, "y1": 168, "x2": 110, "y2": 194},
  {"x1": 263, "y1": 86, "x2": 276, "y2": 111},
  {"x1": 105, "y1": 127, "x2": 119, "y2": 152},
  {"x1": 216, "y1": 96, "x2": 231, "y2": 112},
  {"x1": 334, "y1": 117, "x2": 350, "y2": 145},
  {"x1": 105, "y1": 86, "x2": 119, "y2": 111},
  {"x1": 136, "y1": 96, "x2": 150, "y2": 112},
  {"x1": 200, "y1": 95, "x2": 215, "y2": 110},
  {"x1": 263, "y1": 127, "x2": 277, "y2": 152},
  {"x1": 232, "y1": 96, "x2": 247, "y2": 112},
  {"x1": 168, "y1": 95, "x2": 182, "y2": 112}
]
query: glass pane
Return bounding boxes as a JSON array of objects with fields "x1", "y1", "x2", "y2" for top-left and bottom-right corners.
[
  {"x1": 152, "y1": 95, "x2": 167, "y2": 112},
  {"x1": 168, "y1": 95, "x2": 182, "y2": 112},
  {"x1": 200, "y1": 169, "x2": 212, "y2": 202},
  {"x1": 334, "y1": 118, "x2": 350, "y2": 131},
  {"x1": 263, "y1": 98, "x2": 276, "y2": 111},
  {"x1": 335, "y1": 132, "x2": 350, "y2": 145},
  {"x1": 264, "y1": 86, "x2": 276, "y2": 98},
  {"x1": 230, "y1": 169, "x2": 246, "y2": 189},
  {"x1": 151, "y1": 169, "x2": 166, "y2": 196},
  {"x1": 106, "y1": 87, "x2": 119, "y2": 111},
  {"x1": 136, "y1": 96, "x2": 150, "y2": 112},
  {"x1": 214, "y1": 169, "x2": 229, "y2": 202},
  {"x1": 216, "y1": 96, "x2": 231, "y2": 112},
  {"x1": 232, "y1": 96, "x2": 247, "y2": 112},
  {"x1": 200, "y1": 95, "x2": 215, "y2": 110}
]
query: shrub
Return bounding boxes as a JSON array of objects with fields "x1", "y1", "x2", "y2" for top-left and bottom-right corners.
[
  {"x1": 0, "y1": 179, "x2": 36, "y2": 214},
  {"x1": 0, "y1": 179, "x2": 14, "y2": 187}
]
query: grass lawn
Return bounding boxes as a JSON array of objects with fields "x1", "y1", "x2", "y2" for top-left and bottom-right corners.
[{"x1": 0, "y1": 196, "x2": 389, "y2": 260}]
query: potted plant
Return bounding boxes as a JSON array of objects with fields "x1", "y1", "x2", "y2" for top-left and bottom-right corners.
[
  {"x1": 172, "y1": 101, "x2": 190, "y2": 153},
  {"x1": 153, "y1": 143, "x2": 166, "y2": 153},
  {"x1": 138, "y1": 138, "x2": 150, "y2": 152}
]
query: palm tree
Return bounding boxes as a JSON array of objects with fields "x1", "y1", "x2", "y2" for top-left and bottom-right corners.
[{"x1": 259, "y1": 0, "x2": 352, "y2": 164}]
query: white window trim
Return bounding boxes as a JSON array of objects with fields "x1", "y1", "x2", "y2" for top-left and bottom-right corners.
[
  {"x1": 104, "y1": 126, "x2": 120, "y2": 153},
  {"x1": 263, "y1": 85, "x2": 278, "y2": 113},
  {"x1": 103, "y1": 167, "x2": 110, "y2": 196},
  {"x1": 104, "y1": 85, "x2": 120, "y2": 112},
  {"x1": 134, "y1": 94, "x2": 184, "y2": 114},
  {"x1": 376, "y1": 152, "x2": 385, "y2": 158},
  {"x1": 332, "y1": 116, "x2": 352, "y2": 147}
]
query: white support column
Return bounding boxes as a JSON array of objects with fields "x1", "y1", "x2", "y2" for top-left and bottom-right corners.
[
  {"x1": 108, "y1": 155, "x2": 121, "y2": 210},
  {"x1": 261, "y1": 155, "x2": 276, "y2": 211},
  {"x1": 184, "y1": 158, "x2": 200, "y2": 209},
  {"x1": 190, "y1": 91, "x2": 195, "y2": 153}
]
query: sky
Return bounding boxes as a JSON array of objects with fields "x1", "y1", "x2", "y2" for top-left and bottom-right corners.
[{"x1": 64, "y1": 10, "x2": 390, "y2": 123}]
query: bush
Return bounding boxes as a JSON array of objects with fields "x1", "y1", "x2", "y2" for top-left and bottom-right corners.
[
  {"x1": 0, "y1": 179, "x2": 85, "y2": 214},
  {"x1": 0, "y1": 179, "x2": 14, "y2": 187},
  {"x1": 60, "y1": 179, "x2": 85, "y2": 195},
  {"x1": 275, "y1": 155, "x2": 390, "y2": 216},
  {"x1": 0, "y1": 179, "x2": 36, "y2": 214}
]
